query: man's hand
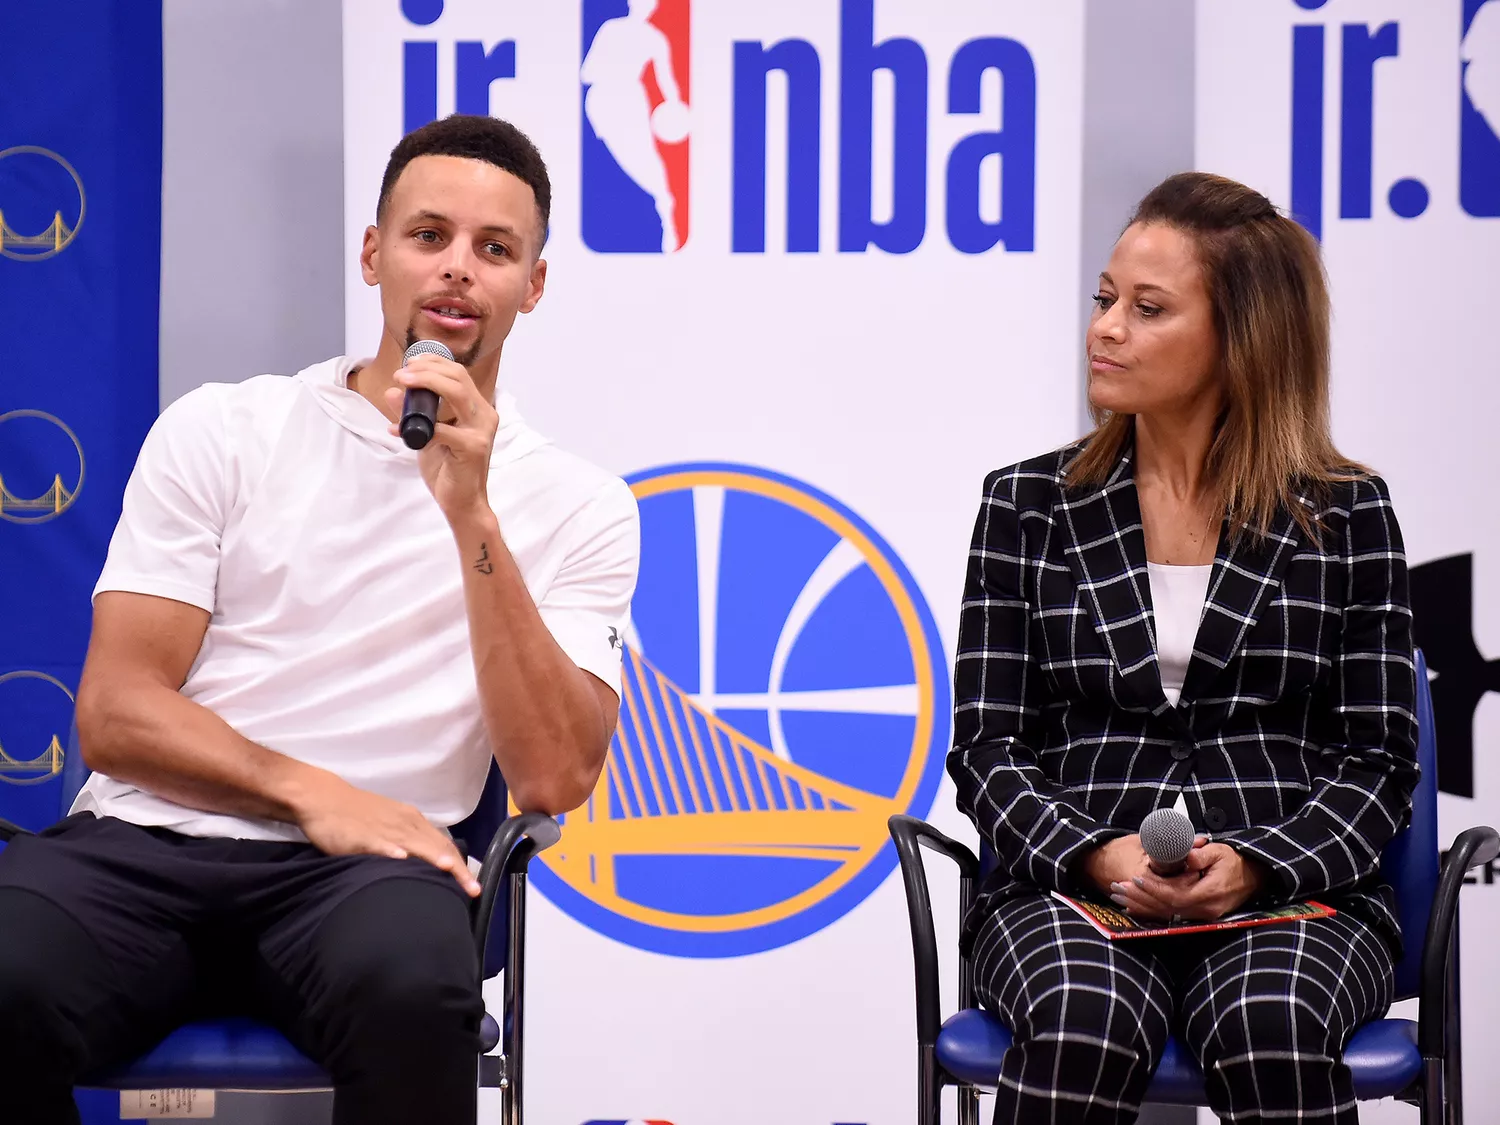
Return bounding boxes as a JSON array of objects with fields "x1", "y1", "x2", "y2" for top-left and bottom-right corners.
[
  {"x1": 386, "y1": 353, "x2": 499, "y2": 523},
  {"x1": 1109, "y1": 842, "x2": 1269, "y2": 922},
  {"x1": 292, "y1": 773, "x2": 481, "y2": 897}
]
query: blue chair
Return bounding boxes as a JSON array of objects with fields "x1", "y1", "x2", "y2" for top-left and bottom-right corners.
[
  {"x1": 0, "y1": 724, "x2": 558, "y2": 1125},
  {"x1": 889, "y1": 650, "x2": 1499, "y2": 1124}
]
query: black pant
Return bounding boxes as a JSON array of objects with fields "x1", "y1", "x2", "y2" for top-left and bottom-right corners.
[
  {"x1": 971, "y1": 892, "x2": 1396, "y2": 1124},
  {"x1": 0, "y1": 814, "x2": 484, "y2": 1125}
]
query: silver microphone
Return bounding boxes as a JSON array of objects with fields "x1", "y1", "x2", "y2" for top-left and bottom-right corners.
[
  {"x1": 399, "y1": 339, "x2": 453, "y2": 450},
  {"x1": 1140, "y1": 807, "x2": 1197, "y2": 876}
]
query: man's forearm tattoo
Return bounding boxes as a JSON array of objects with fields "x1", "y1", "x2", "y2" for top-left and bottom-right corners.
[{"x1": 473, "y1": 542, "x2": 494, "y2": 576}]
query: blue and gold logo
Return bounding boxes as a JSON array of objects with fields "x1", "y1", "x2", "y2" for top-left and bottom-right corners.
[
  {"x1": 0, "y1": 146, "x2": 86, "y2": 261},
  {"x1": 0, "y1": 671, "x2": 72, "y2": 786},
  {"x1": 0, "y1": 411, "x2": 86, "y2": 524},
  {"x1": 531, "y1": 464, "x2": 949, "y2": 956}
]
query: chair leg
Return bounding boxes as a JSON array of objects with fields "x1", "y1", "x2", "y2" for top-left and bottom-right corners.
[
  {"x1": 918, "y1": 1044, "x2": 940, "y2": 1125},
  {"x1": 1446, "y1": 930, "x2": 1463, "y2": 1125},
  {"x1": 1422, "y1": 1058, "x2": 1444, "y2": 1125},
  {"x1": 500, "y1": 870, "x2": 530, "y2": 1125},
  {"x1": 956, "y1": 1084, "x2": 981, "y2": 1125}
]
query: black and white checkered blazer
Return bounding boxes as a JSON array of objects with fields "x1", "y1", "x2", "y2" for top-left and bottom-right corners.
[{"x1": 949, "y1": 440, "x2": 1420, "y2": 953}]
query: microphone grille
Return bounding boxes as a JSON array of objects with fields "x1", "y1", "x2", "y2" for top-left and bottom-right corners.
[
  {"x1": 1139, "y1": 807, "x2": 1196, "y2": 865},
  {"x1": 403, "y1": 339, "x2": 454, "y2": 363}
]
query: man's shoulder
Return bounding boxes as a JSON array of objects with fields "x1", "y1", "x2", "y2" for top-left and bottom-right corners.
[
  {"x1": 159, "y1": 373, "x2": 301, "y2": 428},
  {"x1": 142, "y1": 375, "x2": 301, "y2": 463},
  {"x1": 498, "y1": 440, "x2": 637, "y2": 531}
]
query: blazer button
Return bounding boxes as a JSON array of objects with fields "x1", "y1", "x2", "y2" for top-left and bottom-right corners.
[
  {"x1": 1170, "y1": 740, "x2": 1193, "y2": 761},
  {"x1": 1204, "y1": 807, "x2": 1228, "y2": 832}
]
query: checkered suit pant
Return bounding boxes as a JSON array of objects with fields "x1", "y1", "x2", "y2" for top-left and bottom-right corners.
[{"x1": 972, "y1": 893, "x2": 1395, "y2": 1124}]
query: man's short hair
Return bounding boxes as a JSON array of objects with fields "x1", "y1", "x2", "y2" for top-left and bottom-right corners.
[{"x1": 375, "y1": 114, "x2": 551, "y2": 239}]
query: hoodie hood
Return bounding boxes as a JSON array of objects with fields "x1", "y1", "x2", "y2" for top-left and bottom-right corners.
[{"x1": 294, "y1": 355, "x2": 550, "y2": 468}]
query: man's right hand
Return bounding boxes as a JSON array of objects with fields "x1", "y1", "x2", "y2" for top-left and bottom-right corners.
[{"x1": 292, "y1": 773, "x2": 481, "y2": 897}]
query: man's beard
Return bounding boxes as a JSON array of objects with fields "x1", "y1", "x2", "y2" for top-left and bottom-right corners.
[{"x1": 404, "y1": 325, "x2": 481, "y2": 368}]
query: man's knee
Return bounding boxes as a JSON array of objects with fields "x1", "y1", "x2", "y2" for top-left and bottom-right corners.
[
  {"x1": 0, "y1": 891, "x2": 90, "y2": 1066},
  {"x1": 0, "y1": 948, "x2": 63, "y2": 1052},
  {"x1": 333, "y1": 947, "x2": 480, "y2": 1034},
  {"x1": 316, "y1": 880, "x2": 482, "y2": 1048}
]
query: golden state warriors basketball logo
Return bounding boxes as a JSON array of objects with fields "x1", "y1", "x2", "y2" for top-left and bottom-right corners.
[
  {"x1": 0, "y1": 411, "x2": 86, "y2": 523},
  {"x1": 0, "y1": 147, "x2": 86, "y2": 260},
  {"x1": 0, "y1": 671, "x2": 72, "y2": 786},
  {"x1": 532, "y1": 464, "x2": 949, "y2": 956}
]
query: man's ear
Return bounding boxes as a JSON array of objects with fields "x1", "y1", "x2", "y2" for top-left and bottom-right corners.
[
  {"x1": 359, "y1": 225, "x2": 380, "y2": 287},
  {"x1": 520, "y1": 258, "x2": 547, "y2": 315}
]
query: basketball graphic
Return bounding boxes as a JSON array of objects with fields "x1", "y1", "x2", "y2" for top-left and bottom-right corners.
[{"x1": 530, "y1": 464, "x2": 950, "y2": 957}]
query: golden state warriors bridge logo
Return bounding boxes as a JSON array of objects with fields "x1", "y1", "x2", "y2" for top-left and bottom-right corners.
[
  {"x1": 0, "y1": 411, "x2": 86, "y2": 523},
  {"x1": 0, "y1": 671, "x2": 72, "y2": 786},
  {"x1": 532, "y1": 464, "x2": 949, "y2": 956},
  {"x1": 0, "y1": 147, "x2": 86, "y2": 261}
]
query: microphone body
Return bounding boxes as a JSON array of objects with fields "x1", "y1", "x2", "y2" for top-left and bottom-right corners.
[
  {"x1": 1139, "y1": 807, "x2": 1197, "y2": 876},
  {"x1": 400, "y1": 339, "x2": 453, "y2": 449}
]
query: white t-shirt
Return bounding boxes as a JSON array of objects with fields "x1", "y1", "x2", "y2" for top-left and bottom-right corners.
[
  {"x1": 74, "y1": 356, "x2": 639, "y2": 841},
  {"x1": 1149, "y1": 562, "x2": 1212, "y2": 824}
]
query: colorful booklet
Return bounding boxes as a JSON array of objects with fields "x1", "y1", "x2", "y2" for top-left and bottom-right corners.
[{"x1": 1051, "y1": 891, "x2": 1334, "y2": 939}]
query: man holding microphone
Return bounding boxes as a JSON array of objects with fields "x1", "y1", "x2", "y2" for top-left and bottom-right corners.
[{"x1": 0, "y1": 114, "x2": 638, "y2": 1125}]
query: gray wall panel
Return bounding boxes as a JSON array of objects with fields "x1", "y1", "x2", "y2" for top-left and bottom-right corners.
[
  {"x1": 1076, "y1": 0, "x2": 1197, "y2": 435},
  {"x1": 159, "y1": 0, "x2": 345, "y2": 407}
]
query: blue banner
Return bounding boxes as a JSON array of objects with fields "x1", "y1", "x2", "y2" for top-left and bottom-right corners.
[{"x1": 0, "y1": 1, "x2": 162, "y2": 833}]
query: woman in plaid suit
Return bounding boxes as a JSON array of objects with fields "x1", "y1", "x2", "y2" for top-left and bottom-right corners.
[{"x1": 950, "y1": 172, "x2": 1419, "y2": 1124}]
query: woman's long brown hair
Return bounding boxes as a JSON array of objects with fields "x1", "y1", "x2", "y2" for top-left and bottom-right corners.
[{"x1": 1065, "y1": 172, "x2": 1363, "y2": 540}]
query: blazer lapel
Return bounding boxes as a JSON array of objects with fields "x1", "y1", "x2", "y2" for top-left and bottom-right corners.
[
  {"x1": 1056, "y1": 449, "x2": 1167, "y2": 713},
  {"x1": 1178, "y1": 497, "x2": 1305, "y2": 705}
]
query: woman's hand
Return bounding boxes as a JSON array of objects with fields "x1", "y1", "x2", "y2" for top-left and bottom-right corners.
[
  {"x1": 1080, "y1": 835, "x2": 1204, "y2": 919},
  {"x1": 1080, "y1": 834, "x2": 1154, "y2": 894},
  {"x1": 1109, "y1": 842, "x2": 1270, "y2": 922}
]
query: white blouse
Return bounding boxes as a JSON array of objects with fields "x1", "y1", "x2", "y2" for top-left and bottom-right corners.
[
  {"x1": 1149, "y1": 562, "x2": 1213, "y2": 823},
  {"x1": 1148, "y1": 562, "x2": 1213, "y2": 707}
]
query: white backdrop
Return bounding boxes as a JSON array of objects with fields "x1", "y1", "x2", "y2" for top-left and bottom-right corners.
[
  {"x1": 343, "y1": 1, "x2": 1498, "y2": 1122},
  {"x1": 345, "y1": 2, "x2": 1083, "y2": 1122}
]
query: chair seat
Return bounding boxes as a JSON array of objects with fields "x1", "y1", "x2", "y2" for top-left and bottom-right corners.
[
  {"x1": 935, "y1": 1009, "x2": 1421, "y2": 1103},
  {"x1": 79, "y1": 1012, "x2": 503, "y2": 1091}
]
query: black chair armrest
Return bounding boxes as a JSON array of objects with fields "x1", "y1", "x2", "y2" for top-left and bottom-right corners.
[
  {"x1": 889, "y1": 814, "x2": 981, "y2": 1047},
  {"x1": 471, "y1": 813, "x2": 561, "y2": 958},
  {"x1": 0, "y1": 819, "x2": 33, "y2": 843},
  {"x1": 1419, "y1": 824, "x2": 1500, "y2": 1057}
]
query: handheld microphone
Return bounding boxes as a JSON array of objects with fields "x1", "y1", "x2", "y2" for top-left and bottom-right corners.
[
  {"x1": 1139, "y1": 807, "x2": 1197, "y2": 876},
  {"x1": 399, "y1": 339, "x2": 452, "y2": 449}
]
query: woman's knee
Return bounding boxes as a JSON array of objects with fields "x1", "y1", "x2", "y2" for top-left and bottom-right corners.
[
  {"x1": 1019, "y1": 977, "x2": 1169, "y2": 1055},
  {"x1": 1195, "y1": 990, "x2": 1342, "y2": 1064}
]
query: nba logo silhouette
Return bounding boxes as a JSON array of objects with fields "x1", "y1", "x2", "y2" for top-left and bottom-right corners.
[
  {"x1": 580, "y1": 0, "x2": 690, "y2": 253},
  {"x1": 1463, "y1": 0, "x2": 1500, "y2": 216}
]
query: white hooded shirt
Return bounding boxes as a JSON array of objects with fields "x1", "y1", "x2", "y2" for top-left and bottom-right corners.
[{"x1": 74, "y1": 356, "x2": 639, "y2": 841}]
